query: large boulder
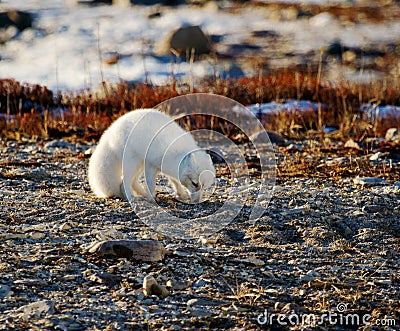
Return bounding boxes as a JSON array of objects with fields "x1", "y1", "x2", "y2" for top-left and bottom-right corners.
[
  {"x1": 156, "y1": 25, "x2": 211, "y2": 57},
  {"x1": 0, "y1": 11, "x2": 33, "y2": 31}
]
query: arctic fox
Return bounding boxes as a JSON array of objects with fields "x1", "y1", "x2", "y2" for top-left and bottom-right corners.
[{"x1": 88, "y1": 109, "x2": 215, "y2": 203}]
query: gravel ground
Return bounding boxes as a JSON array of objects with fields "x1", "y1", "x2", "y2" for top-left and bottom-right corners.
[{"x1": 0, "y1": 137, "x2": 399, "y2": 330}]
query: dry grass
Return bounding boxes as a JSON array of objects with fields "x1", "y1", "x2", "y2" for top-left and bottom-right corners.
[{"x1": 0, "y1": 69, "x2": 399, "y2": 141}]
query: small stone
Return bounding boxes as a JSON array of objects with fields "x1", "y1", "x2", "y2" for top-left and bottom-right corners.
[
  {"x1": 362, "y1": 205, "x2": 386, "y2": 213},
  {"x1": 14, "y1": 279, "x2": 48, "y2": 287},
  {"x1": 353, "y1": 177, "x2": 389, "y2": 186},
  {"x1": 69, "y1": 189, "x2": 86, "y2": 196},
  {"x1": 342, "y1": 50, "x2": 356, "y2": 63},
  {"x1": 344, "y1": 226, "x2": 353, "y2": 236},
  {"x1": 59, "y1": 222, "x2": 71, "y2": 231},
  {"x1": 190, "y1": 308, "x2": 212, "y2": 317},
  {"x1": 199, "y1": 236, "x2": 218, "y2": 245},
  {"x1": 299, "y1": 270, "x2": 319, "y2": 282},
  {"x1": 44, "y1": 140, "x2": 75, "y2": 150},
  {"x1": 166, "y1": 279, "x2": 191, "y2": 290},
  {"x1": 369, "y1": 152, "x2": 382, "y2": 161},
  {"x1": 28, "y1": 231, "x2": 46, "y2": 240},
  {"x1": 193, "y1": 279, "x2": 210, "y2": 288},
  {"x1": 89, "y1": 272, "x2": 120, "y2": 286},
  {"x1": 187, "y1": 297, "x2": 227, "y2": 307},
  {"x1": 0, "y1": 232, "x2": 25, "y2": 240},
  {"x1": 0, "y1": 285, "x2": 12, "y2": 298},
  {"x1": 237, "y1": 258, "x2": 265, "y2": 266},
  {"x1": 84, "y1": 146, "x2": 95, "y2": 155},
  {"x1": 151, "y1": 283, "x2": 170, "y2": 298},
  {"x1": 344, "y1": 139, "x2": 362, "y2": 150},
  {"x1": 114, "y1": 287, "x2": 127, "y2": 297},
  {"x1": 250, "y1": 130, "x2": 285, "y2": 146},
  {"x1": 16, "y1": 300, "x2": 55, "y2": 319},
  {"x1": 385, "y1": 128, "x2": 399, "y2": 142},
  {"x1": 143, "y1": 275, "x2": 157, "y2": 297},
  {"x1": 285, "y1": 143, "x2": 303, "y2": 152}
]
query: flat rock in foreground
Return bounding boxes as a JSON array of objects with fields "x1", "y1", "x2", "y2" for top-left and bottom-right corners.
[{"x1": 85, "y1": 239, "x2": 166, "y2": 261}]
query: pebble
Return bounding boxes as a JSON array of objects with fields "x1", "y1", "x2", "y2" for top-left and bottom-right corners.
[
  {"x1": 186, "y1": 297, "x2": 227, "y2": 307},
  {"x1": 14, "y1": 279, "x2": 48, "y2": 287},
  {"x1": 285, "y1": 143, "x2": 303, "y2": 152},
  {"x1": 369, "y1": 152, "x2": 383, "y2": 161},
  {"x1": 166, "y1": 280, "x2": 191, "y2": 290},
  {"x1": 237, "y1": 258, "x2": 265, "y2": 266},
  {"x1": 189, "y1": 308, "x2": 213, "y2": 317},
  {"x1": 143, "y1": 275, "x2": 169, "y2": 298},
  {"x1": 361, "y1": 204, "x2": 387, "y2": 213},
  {"x1": 299, "y1": 270, "x2": 319, "y2": 282},
  {"x1": 385, "y1": 128, "x2": 399, "y2": 142},
  {"x1": 353, "y1": 177, "x2": 390, "y2": 186},
  {"x1": 1, "y1": 138, "x2": 399, "y2": 330},
  {"x1": 89, "y1": 272, "x2": 120, "y2": 286},
  {"x1": 192, "y1": 279, "x2": 210, "y2": 288},
  {"x1": 28, "y1": 231, "x2": 46, "y2": 240},
  {"x1": 15, "y1": 300, "x2": 55, "y2": 320},
  {"x1": 0, "y1": 285, "x2": 12, "y2": 298},
  {"x1": 59, "y1": 222, "x2": 72, "y2": 231},
  {"x1": 344, "y1": 139, "x2": 362, "y2": 150},
  {"x1": 44, "y1": 140, "x2": 75, "y2": 150}
]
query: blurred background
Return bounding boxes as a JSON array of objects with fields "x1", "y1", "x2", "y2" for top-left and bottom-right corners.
[{"x1": 1, "y1": 0, "x2": 400, "y2": 91}]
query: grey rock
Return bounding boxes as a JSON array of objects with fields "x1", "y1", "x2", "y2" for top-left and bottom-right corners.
[
  {"x1": 344, "y1": 139, "x2": 362, "y2": 150},
  {"x1": 353, "y1": 177, "x2": 389, "y2": 186},
  {"x1": 86, "y1": 239, "x2": 165, "y2": 262},
  {"x1": 143, "y1": 275, "x2": 169, "y2": 298},
  {"x1": 369, "y1": 152, "x2": 383, "y2": 161},
  {"x1": 192, "y1": 279, "x2": 209, "y2": 288},
  {"x1": 14, "y1": 278, "x2": 48, "y2": 287},
  {"x1": 285, "y1": 143, "x2": 303, "y2": 152},
  {"x1": 250, "y1": 130, "x2": 285, "y2": 146},
  {"x1": 0, "y1": 11, "x2": 33, "y2": 31},
  {"x1": 157, "y1": 25, "x2": 211, "y2": 57},
  {"x1": 89, "y1": 272, "x2": 120, "y2": 286},
  {"x1": 44, "y1": 140, "x2": 75, "y2": 150},
  {"x1": 16, "y1": 300, "x2": 55, "y2": 319},
  {"x1": 187, "y1": 297, "x2": 227, "y2": 307},
  {"x1": 0, "y1": 284, "x2": 12, "y2": 298},
  {"x1": 385, "y1": 128, "x2": 399, "y2": 142},
  {"x1": 166, "y1": 279, "x2": 191, "y2": 290},
  {"x1": 362, "y1": 204, "x2": 387, "y2": 213},
  {"x1": 143, "y1": 275, "x2": 157, "y2": 297},
  {"x1": 0, "y1": 25, "x2": 18, "y2": 43},
  {"x1": 190, "y1": 308, "x2": 213, "y2": 317}
]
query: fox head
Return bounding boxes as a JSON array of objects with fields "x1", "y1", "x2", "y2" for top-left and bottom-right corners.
[{"x1": 179, "y1": 150, "x2": 216, "y2": 202}]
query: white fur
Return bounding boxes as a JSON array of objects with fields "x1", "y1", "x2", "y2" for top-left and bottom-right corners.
[{"x1": 88, "y1": 108, "x2": 215, "y2": 202}]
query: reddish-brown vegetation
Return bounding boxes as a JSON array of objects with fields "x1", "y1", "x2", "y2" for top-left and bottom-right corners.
[{"x1": 0, "y1": 70, "x2": 399, "y2": 141}]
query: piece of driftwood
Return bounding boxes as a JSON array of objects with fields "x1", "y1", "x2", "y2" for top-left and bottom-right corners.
[{"x1": 85, "y1": 240, "x2": 165, "y2": 262}]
